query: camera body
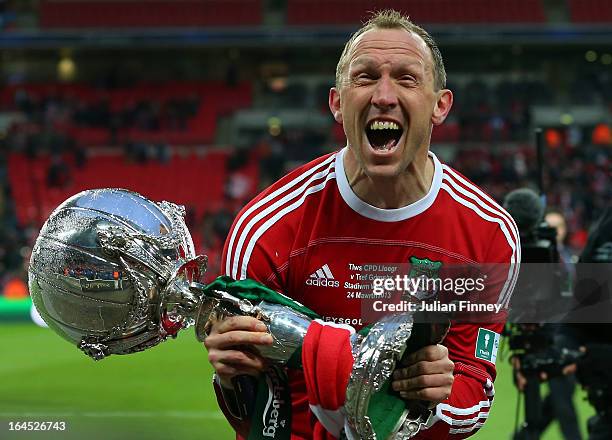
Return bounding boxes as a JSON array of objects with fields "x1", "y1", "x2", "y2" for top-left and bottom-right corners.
[
  {"x1": 520, "y1": 223, "x2": 558, "y2": 265},
  {"x1": 508, "y1": 222, "x2": 562, "y2": 323},
  {"x1": 507, "y1": 324, "x2": 581, "y2": 378}
]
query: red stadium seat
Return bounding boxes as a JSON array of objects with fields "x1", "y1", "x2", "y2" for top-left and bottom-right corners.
[
  {"x1": 72, "y1": 127, "x2": 111, "y2": 146},
  {"x1": 7, "y1": 149, "x2": 259, "y2": 231},
  {"x1": 569, "y1": 0, "x2": 612, "y2": 23},
  {"x1": 39, "y1": 0, "x2": 262, "y2": 28},
  {"x1": 286, "y1": 0, "x2": 546, "y2": 25},
  {"x1": 3, "y1": 81, "x2": 253, "y2": 148}
]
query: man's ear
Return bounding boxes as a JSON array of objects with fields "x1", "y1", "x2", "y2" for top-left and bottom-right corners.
[
  {"x1": 329, "y1": 87, "x2": 343, "y2": 124},
  {"x1": 432, "y1": 89, "x2": 453, "y2": 126}
]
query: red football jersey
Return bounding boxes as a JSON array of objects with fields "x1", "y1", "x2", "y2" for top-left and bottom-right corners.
[{"x1": 218, "y1": 148, "x2": 520, "y2": 439}]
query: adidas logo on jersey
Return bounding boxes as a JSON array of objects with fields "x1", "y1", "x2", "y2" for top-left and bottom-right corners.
[{"x1": 306, "y1": 264, "x2": 340, "y2": 288}]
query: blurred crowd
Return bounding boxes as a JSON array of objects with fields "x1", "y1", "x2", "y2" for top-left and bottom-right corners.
[
  {"x1": 0, "y1": 75, "x2": 610, "y2": 296},
  {"x1": 453, "y1": 143, "x2": 610, "y2": 250},
  {"x1": 6, "y1": 88, "x2": 201, "y2": 158},
  {"x1": 0, "y1": 142, "x2": 32, "y2": 298},
  {"x1": 12, "y1": 89, "x2": 200, "y2": 135}
]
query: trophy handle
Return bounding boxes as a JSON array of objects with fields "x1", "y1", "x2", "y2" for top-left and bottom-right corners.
[{"x1": 189, "y1": 282, "x2": 260, "y2": 343}]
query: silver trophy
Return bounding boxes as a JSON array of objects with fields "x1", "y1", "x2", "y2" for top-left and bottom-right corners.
[
  {"x1": 28, "y1": 188, "x2": 310, "y2": 362},
  {"x1": 28, "y1": 188, "x2": 447, "y2": 439}
]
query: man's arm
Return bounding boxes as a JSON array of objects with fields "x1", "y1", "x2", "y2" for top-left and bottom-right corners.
[
  {"x1": 424, "y1": 322, "x2": 503, "y2": 439},
  {"x1": 390, "y1": 322, "x2": 501, "y2": 439},
  {"x1": 207, "y1": 187, "x2": 293, "y2": 439},
  {"x1": 392, "y1": 224, "x2": 518, "y2": 438},
  {"x1": 206, "y1": 315, "x2": 272, "y2": 438}
]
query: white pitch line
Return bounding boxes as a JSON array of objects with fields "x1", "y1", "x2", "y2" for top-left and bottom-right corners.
[{"x1": 0, "y1": 411, "x2": 225, "y2": 419}]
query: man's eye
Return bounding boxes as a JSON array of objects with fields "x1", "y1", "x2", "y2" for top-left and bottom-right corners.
[
  {"x1": 399, "y1": 75, "x2": 416, "y2": 83},
  {"x1": 355, "y1": 73, "x2": 374, "y2": 81}
]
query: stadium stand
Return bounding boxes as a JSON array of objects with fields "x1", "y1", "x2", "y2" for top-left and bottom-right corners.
[
  {"x1": 39, "y1": 0, "x2": 263, "y2": 28},
  {"x1": 7, "y1": 148, "x2": 259, "y2": 253},
  {"x1": 569, "y1": 0, "x2": 612, "y2": 23},
  {"x1": 286, "y1": 0, "x2": 546, "y2": 25},
  {"x1": 1, "y1": 81, "x2": 252, "y2": 146}
]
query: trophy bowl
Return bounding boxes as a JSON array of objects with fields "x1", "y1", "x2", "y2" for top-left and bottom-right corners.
[{"x1": 28, "y1": 188, "x2": 204, "y2": 360}]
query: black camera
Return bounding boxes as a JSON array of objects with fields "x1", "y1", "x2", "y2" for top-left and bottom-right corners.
[
  {"x1": 506, "y1": 324, "x2": 581, "y2": 377},
  {"x1": 520, "y1": 223, "x2": 558, "y2": 265}
]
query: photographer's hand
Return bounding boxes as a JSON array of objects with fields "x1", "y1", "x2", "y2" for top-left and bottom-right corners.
[
  {"x1": 563, "y1": 363, "x2": 577, "y2": 375},
  {"x1": 512, "y1": 356, "x2": 527, "y2": 391}
]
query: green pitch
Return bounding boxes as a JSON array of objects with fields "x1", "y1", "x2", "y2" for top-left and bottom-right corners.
[{"x1": 0, "y1": 323, "x2": 594, "y2": 439}]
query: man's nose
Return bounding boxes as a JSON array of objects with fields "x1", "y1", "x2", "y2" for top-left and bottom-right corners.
[{"x1": 371, "y1": 76, "x2": 398, "y2": 109}]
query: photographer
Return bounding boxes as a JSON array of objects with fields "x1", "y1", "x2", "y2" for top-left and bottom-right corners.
[
  {"x1": 511, "y1": 323, "x2": 582, "y2": 440},
  {"x1": 571, "y1": 206, "x2": 612, "y2": 440},
  {"x1": 505, "y1": 192, "x2": 582, "y2": 440}
]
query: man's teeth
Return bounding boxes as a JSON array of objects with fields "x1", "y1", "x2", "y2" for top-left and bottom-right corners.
[{"x1": 368, "y1": 121, "x2": 400, "y2": 130}]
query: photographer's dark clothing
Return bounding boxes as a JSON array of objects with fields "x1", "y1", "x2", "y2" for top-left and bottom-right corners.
[
  {"x1": 571, "y1": 207, "x2": 612, "y2": 326},
  {"x1": 514, "y1": 329, "x2": 582, "y2": 440},
  {"x1": 587, "y1": 414, "x2": 612, "y2": 440},
  {"x1": 573, "y1": 207, "x2": 612, "y2": 440}
]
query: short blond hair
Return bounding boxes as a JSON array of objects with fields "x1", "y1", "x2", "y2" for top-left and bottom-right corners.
[{"x1": 335, "y1": 9, "x2": 447, "y2": 91}]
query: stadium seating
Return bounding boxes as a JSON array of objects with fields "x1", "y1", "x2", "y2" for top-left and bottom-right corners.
[
  {"x1": 286, "y1": 0, "x2": 546, "y2": 25},
  {"x1": 8, "y1": 150, "x2": 260, "y2": 231},
  {"x1": 568, "y1": 0, "x2": 612, "y2": 23},
  {"x1": 39, "y1": 0, "x2": 262, "y2": 28},
  {"x1": 2, "y1": 81, "x2": 252, "y2": 146}
]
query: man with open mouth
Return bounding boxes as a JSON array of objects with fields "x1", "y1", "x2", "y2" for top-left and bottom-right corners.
[{"x1": 206, "y1": 9, "x2": 520, "y2": 440}]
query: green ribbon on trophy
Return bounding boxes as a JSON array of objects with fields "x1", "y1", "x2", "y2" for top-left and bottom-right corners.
[
  {"x1": 204, "y1": 276, "x2": 320, "y2": 320},
  {"x1": 202, "y1": 276, "x2": 410, "y2": 440}
]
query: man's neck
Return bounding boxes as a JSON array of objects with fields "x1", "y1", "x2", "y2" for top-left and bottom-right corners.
[{"x1": 343, "y1": 149, "x2": 434, "y2": 209}]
